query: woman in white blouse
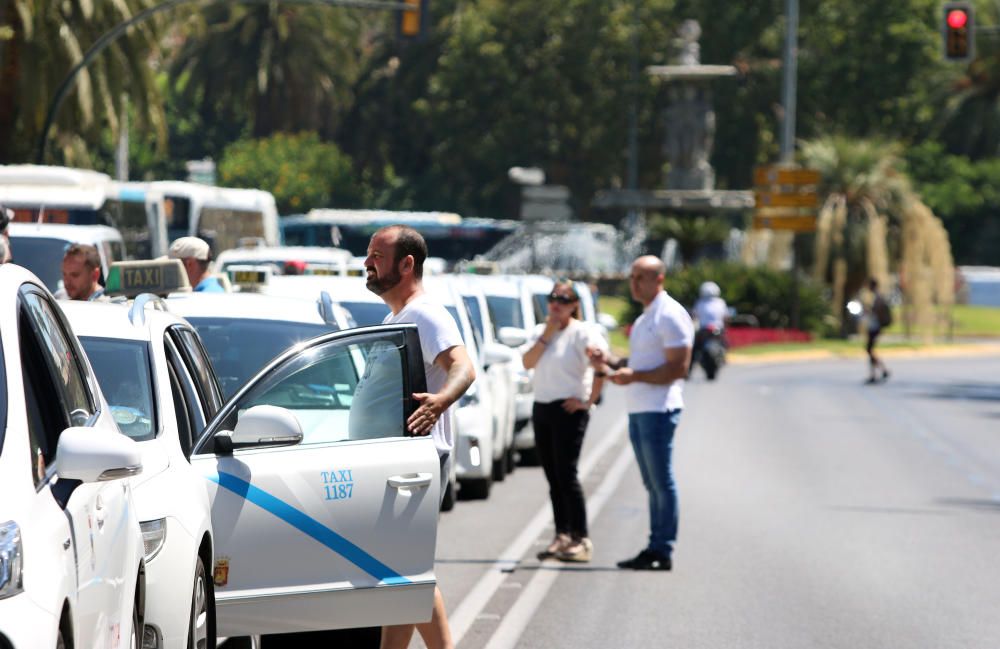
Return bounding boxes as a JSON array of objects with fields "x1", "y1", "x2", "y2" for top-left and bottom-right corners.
[{"x1": 522, "y1": 280, "x2": 607, "y2": 562}]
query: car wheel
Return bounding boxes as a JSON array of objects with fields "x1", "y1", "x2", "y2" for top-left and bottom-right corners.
[
  {"x1": 506, "y1": 445, "x2": 517, "y2": 475},
  {"x1": 492, "y1": 454, "x2": 507, "y2": 482},
  {"x1": 189, "y1": 557, "x2": 211, "y2": 649},
  {"x1": 459, "y1": 477, "x2": 491, "y2": 500},
  {"x1": 440, "y1": 478, "x2": 456, "y2": 512}
]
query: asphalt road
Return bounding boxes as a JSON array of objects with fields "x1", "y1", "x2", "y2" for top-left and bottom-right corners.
[{"x1": 431, "y1": 351, "x2": 1000, "y2": 649}]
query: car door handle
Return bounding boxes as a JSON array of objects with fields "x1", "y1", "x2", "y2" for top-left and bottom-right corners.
[{"x1": 387, "y1": 473, "x2": 433, "y2": 489}]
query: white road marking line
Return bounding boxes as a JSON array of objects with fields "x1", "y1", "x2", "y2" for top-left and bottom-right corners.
[
  {"x1": 482, "y1": 444, "x2": 635, "y2": 649},
  {"x1": 449, "y1": 419, "x2": 627, "y2": 644}
]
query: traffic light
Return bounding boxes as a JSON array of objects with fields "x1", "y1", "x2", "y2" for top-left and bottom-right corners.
[
  {"x1": 943, "y1": 2, "x2": 974, "y2": 61},
  {"x1": 398, "y1": 0, "x2": 428, "y2": 41}
]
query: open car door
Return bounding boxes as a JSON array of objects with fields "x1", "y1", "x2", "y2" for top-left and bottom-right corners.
[{"x1": 190, "y1": 324, "x2": 440, "y2": 636}]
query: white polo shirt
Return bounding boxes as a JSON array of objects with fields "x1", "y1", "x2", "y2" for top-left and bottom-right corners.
[{"x1": 626, "y1": 290, "x2": 694, "y2": 414}]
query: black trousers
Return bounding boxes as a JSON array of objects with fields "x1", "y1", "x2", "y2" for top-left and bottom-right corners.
[{"x1": 533, "y1": 400, "x2": 590, "y2": 539}]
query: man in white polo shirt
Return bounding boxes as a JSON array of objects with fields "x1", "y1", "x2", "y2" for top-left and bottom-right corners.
[{"x1": 589, "y1": 255, "x2": 693, "y2": 571}]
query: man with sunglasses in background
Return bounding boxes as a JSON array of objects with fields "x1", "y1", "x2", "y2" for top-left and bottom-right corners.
[{"x1": 588, "y1": 255, "x2": 693, "y2": 571}]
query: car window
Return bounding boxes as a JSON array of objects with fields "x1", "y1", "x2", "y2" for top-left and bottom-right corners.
[
  {"x1": 7, "y1": 237, "x2": 67, "y2": 291},
  {"x1": 170, "y1": 327, "x2": 224, "y2": 415},
  {"x1": 79, "y1": 337, "x2": 157, "y2": 441},
  {"x1": 485, "y1": 295, "x2": 523, "y2": 334},
  {"x1": 165, "y1": 336, "x2": 208, "y2": 441},
  {"x1": 185, "y1": 317, "x2": 330, "y2": 399},
  {"x1": 208, "y1": 331, "x2": 410, "y2": 448},
  {"x1": 166, "y1": 358, "x2": 196, "y2": 458},
  {"x1": 19, "y1": 289, "x2": 94, "y2": 424},
  {"x1": 18, "y1": 289, "x2": 96, "y2": 485},
  {"x1": 339, "y1": 301, "x2": 390, "y2": 327},
  {"x1": 532, "y1": 293, "x2": 548, "y2": 324}
]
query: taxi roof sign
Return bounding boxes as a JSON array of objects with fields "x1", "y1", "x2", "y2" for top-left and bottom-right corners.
[
  {"x1": 227, "y1": 264, "x2": 272, "y2": 291},
  {"x1": 105, "y1": 260, "x2": 191, "y2": 298}
]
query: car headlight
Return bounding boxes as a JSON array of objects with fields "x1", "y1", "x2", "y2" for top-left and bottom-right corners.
[
  {"x1": 140, "y1": 519, "x2": 167, "y2": 562},
  {"x1": 0, "y1": 521, "x2": 24, "y2": 600}
]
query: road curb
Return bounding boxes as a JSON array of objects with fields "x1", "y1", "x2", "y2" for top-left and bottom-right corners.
[{"x1": 728, "y1": 342, "x2": 1000, "y2": 365}]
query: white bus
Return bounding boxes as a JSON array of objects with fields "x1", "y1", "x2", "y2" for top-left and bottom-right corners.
[
  {"x1": 149, "y1": 181, "x2": 280, "y2": 255},
  {"x1": 0, "y1": 165, "x2": 164, "y2": 259}
]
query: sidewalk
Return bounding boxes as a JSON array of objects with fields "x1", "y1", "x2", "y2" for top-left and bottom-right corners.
[{"x1": 728, "y1": 340, "x2": 1000, "y2": 365}]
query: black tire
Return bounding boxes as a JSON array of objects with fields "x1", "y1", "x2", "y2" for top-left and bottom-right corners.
[
  {"x1": 188, "y1": 558, "x2": 212, "y2": 649},
  {"x1": 459, "y1": 477, "x2": 491, "y2": 500},
  {"x1": 505, "y1": 445, "x2": 516, "y2": 475},
  {"x1": 440, "y1": 478, "x2": 456, "y2": 512},
  {"x1": 492, "y1": 452, "x2": 507, "y2": 482}
]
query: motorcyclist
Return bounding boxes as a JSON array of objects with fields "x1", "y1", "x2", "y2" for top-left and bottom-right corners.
[{"x1": 690, "y1": 281, "x2": 728, "y2": 377}]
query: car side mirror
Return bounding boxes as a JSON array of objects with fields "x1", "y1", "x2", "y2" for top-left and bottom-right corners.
[
  {"x1": 597, "y1": 313, "x2": 618, "y2": 332},
  {"x1": 483, "y1": 342, "x2": 516, "y2": 367},
  {"x1": 55, "y1": 427, "x2": 142, "y2": 482},
  {"x1": 230, "y1": 405, "x2": 304, "y2": 449},
  {"x1": 497, "y1": 326, "x2": 528, "y2": 348}
]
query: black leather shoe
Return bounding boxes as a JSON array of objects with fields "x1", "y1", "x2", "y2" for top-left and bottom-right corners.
[{"x1": 617, "y1": 549, "x2": 672, "y2": 571}]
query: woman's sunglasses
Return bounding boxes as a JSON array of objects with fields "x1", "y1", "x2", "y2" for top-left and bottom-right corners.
[{"x1": 547, "y1": 293, "x2": 578, "y2": 305}]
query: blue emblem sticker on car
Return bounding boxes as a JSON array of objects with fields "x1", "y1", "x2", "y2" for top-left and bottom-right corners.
[{"x1": 322, "y1": 469, "x2": 354, "y2": 501}]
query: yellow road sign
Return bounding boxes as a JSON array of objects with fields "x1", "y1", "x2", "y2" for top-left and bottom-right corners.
[
  {"x1": 752, "y1": 215, "x2": 817, "y2": 232},
  {"x1": 754, "y1": 192, "x2": 819, "y2": 209},
  {"x1": 753, "y1": 166, "x2": 822, "y2": 187}
]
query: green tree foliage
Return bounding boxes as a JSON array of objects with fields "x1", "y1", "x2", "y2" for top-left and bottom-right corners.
[
  {"x1": 905, "y1": 140, "x2": 1000, "y2": 264},
  {"x1": 170, "y1": 3, "x2": 363, "y2": 140},
  {"x1": 218, "y1": 132, "x2": 362, "y2": 213},
  {"x1": 0, "y1": 0, "x2": 166, "y2": 164}
]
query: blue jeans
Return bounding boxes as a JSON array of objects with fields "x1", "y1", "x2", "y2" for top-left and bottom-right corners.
[{"x1": 628, "y1": 410, "x2": 682, "y2": 556}]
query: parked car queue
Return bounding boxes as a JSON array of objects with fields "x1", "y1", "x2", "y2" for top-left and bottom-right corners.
[{"x1": 0, "y1": 254, "x2": 616, "y2": 649}]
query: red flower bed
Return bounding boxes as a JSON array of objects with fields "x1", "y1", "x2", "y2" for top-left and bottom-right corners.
[{"x1": 725, "y1": 327, "x2": 812, "y2": 348}]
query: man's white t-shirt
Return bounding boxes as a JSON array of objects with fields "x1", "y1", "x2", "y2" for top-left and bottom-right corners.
[
  {"x1": 626, "y1": 290, "x2": 694, "y2": 414},
  {"x1": 523, "y1": 319, "x2": 608, "y2": 403},
  {"x1": 383, "y1": 294, "x2": 464, "y2": 456}
]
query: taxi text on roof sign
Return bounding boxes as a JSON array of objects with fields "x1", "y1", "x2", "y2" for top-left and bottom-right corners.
[{"x1": 105, "y1": 260, "x2": 191, "y2": 298}]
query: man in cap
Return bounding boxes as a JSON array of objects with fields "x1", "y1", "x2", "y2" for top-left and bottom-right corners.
[
  {"x1": 61, "y1": 243, "x2": 105, "y2": 301},
  {"x1": 168, "y1": 236, "x2": 225, "y2": 292}
]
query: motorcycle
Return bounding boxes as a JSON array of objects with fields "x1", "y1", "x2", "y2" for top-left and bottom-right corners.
[{"x1": 691, "y1": 324, "x2": 727, "y2": 380}]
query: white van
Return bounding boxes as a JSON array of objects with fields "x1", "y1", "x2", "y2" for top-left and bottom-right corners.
[{"x1": 150, "y1": 181, "x2": 279, "y2": 254}]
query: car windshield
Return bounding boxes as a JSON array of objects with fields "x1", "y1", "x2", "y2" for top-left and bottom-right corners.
[
  {"x1": 186, "y1": 317, "x2": 331, "y2": 398},
  {"x1": 8, "y1": 236, "x2": 68, "y2": 291},
  {"x1": 80, "y1": 337, "x2": 157, "y2": 441},
  {"x1": 339, "y1": 301, "x2": 390, "y2": 327},
  {"x1": 485, "y1": 295, "x2": 523, "y2": 334}
]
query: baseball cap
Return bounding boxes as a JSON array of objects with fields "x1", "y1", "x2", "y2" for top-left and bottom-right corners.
[{"x1": 168, "y1": 236, "x2": 210, "y2": 261}]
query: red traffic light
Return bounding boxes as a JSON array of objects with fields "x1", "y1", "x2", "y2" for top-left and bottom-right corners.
[{"x1": 947, "y1": 9, "x2": 968, "y2": 29}]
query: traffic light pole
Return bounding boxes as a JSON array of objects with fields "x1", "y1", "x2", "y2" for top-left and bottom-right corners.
[{"x1": 33, "y1": 0, "x2": 414, "y2": 165}]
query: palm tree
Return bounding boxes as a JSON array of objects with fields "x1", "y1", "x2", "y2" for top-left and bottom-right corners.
[
  {"x1": 169, "y1": 2, "x2": 364, "y2": 140},
  {"x1": 0, "y1": 0, "x2": 166, "y2": 165},
  {"x1": 802, "y1": 135, "x2": 955, "y2": 339}
]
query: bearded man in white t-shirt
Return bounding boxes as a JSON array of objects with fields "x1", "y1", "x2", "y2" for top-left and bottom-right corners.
[
  {"x1": 589, "y1": 255, "x2": 694, "y2": 571},
  {"x1": 365, "y1": 224, "x2": 475, "y2": 649}
]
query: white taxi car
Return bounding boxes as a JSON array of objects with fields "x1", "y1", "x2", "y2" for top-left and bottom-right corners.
[
  {"x1": 61, "y1": 260, "x2": 443, "y2": 646},
  {"x1": 0, "y1": 263, "x2": 145, "y2": 649}
]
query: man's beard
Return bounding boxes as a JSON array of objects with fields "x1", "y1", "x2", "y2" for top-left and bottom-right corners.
[{"x1": 366, "y1": 263, "x2": 402, "y2": 295}]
